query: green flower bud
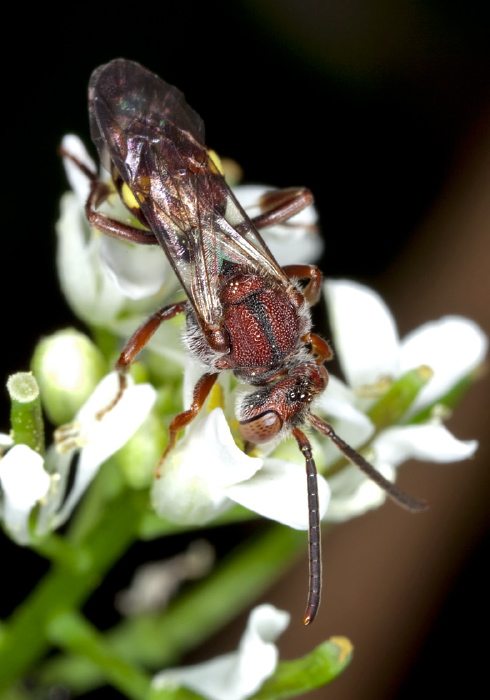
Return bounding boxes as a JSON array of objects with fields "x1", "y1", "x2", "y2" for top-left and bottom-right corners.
[
  {"x1": 31, "y1": 329, "x2": 106, "y2": 425},
  {"x1": 116, "y1": 412, "x2": 166, "y2": 489}
]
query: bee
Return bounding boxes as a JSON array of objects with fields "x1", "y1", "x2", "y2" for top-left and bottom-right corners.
[{"x1": 68, "y1": 59, "x2": 426, "y2": 624}]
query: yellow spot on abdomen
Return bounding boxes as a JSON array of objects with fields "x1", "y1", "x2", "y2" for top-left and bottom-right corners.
[
  {"x1": 121, "y1": 182, "x2": 141, "y2": 211},
  {"x1": 207, "y1": 149, "x2": 224, "y2": 175}
]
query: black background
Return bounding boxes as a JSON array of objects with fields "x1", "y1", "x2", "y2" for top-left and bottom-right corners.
[
  {"x1": 1, "y1": 2, "x2": 489, "y2": 698},
  {"x1": 3, "y1": 2, "x2": 490, "y2": 366}
]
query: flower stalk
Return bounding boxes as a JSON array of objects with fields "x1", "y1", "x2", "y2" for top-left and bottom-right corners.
[
  {"x1": 367, "y1": 366, "x2": 433, "y2": 430},
  {"x1": 7, "y1": 372, "x2": 44, "y2": 455},
  {"x1": 47, "y1": 611, "x2": 152, "y2": 700},
  {"x1": 0, "y1": 484, "x2": 146, "y2": 693},
  {"x1": 38, "y1": 524, "x2": 311, "y2": 693}
]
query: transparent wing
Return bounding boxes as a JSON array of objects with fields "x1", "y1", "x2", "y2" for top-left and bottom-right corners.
[{"x1": 89, "y1": 59, "x2": 293, "y2": 329}]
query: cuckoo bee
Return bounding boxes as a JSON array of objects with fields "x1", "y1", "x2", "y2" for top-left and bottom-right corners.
[{"x1": 65, "y1": 59, "x2": 427, "y2": 624}]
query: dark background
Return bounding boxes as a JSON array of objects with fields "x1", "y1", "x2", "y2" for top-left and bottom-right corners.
[
  {"x1": 1, "y1": 1, "x2": 489, "y2": 698},
  {"x1": 3, "y1": 1, "x2": 490, "y2": 366}
]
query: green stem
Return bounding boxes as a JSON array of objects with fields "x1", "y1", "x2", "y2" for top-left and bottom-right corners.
[
  {"x1": 47, "y1": 612, "x2": 151, "y2": 700},
  {"x1": 409, "y1": 370, "x2": 480, "y2": 424},
  {"x1": 367, "y1": 366, "x2": 433, "y2": 430},
  {"x1": 39, "y1": 524, "x2": 310, "y2": 693},
  {"x1": 0, "y1": 488, "x2": 146, "y2": 694},
  {"x1": 32, "y1": 533, "x2": 93, "y2": 572},
  {"x1": 134, "y1": 525, "x2": 308, "y2": 665},
  {"x1": 7, "y1": 372, "x2": 44, "y2": 455}
]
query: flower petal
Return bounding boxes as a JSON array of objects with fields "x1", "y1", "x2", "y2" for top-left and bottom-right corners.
[
  {"x1": 325, "y1": 279, "x2": 400, "y2": 388},
  {"x1": 56, "y1": 192, "x2": 126, "y2": 325},
  {"x1": 47, "y1": 373, "x2": 156, "y2": 528},
  {"x1": 152, "y1": 408, "x2": 262, "y2": 526},
  {"x1": 373, "y1": 423, "x2": 478, "y2": 467},
  {"x1": 326, "y1": 424, "x2": 476, "y2": 522},
  {"x1": 99, "y1": 235, "x2": 176, "y2": 300},
  {"x1": 152, "y1": 604, "x2": 289, "y2": 700},
  {"x1": 0, "y1": 445, "x2": 50, "y2": 544},
  {"x1": 60, "y1": 135, "x2": 179, "y2": 316},
  {"x1": 61, "y1": 134, "x2": 96, "y2": 204},
  {"x1": 317, "y1": 375, "x2": 375, "y2": 439},
  {"x1": 400, "y1": 316, "x2": 488, "y2": 414},
  {"x1": 326, "y1": 465, "x2": 389, "y2": 522},
  {"x1": 0, "y1": 433, "x2": 14, "y2": 449},
  {"x1": 227, "y1": 457, "x2": 330, "y2": 529}
]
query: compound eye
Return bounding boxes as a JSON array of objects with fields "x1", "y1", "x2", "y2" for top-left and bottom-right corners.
[{"x1": 239, "y1": 411, "x2": 282, "y2": 444}]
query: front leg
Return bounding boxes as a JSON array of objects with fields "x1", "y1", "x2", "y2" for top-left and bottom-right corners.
[
  {"x1": 283, "y1": 264, "x2": 322, "y2": 306},
  {"x1": 98, "y1": 301, "x2": 187, "y2": 418},
  {"x1": 155, "y1": 372, "x2": 219, "y2": 476},
  {"x1": 302, "y1": 332, "x2": 333, "y2": 365}
]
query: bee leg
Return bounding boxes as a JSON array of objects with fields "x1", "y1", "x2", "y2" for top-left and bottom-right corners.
[
  {"x1": 59, "y1": 146, "x2": 98, "y2": 182},
  {"x1": 244, "y1": 185, "x2": 323, "y2": 306},
  {"x1": 85, "y1": 180, "x2": 157, "y2": 244},
  {"x1": 60, "y1": 145, "x2": 157, "y2": 245},
  {"x1": 155, "y1": 372, "x2": 219, "y2": 477},
  {"x1": 301, "y1": 332, "x2": 334, "y2": 365},
  {"x1": 283, "y1": 264, "x2": 323, "y2": 305},
  {"x1": 250, "y1": 187, "x2": 314, "y2": 229},
  {"x1": 96, "y1": 302, "x2": 187, "y2": 419}
]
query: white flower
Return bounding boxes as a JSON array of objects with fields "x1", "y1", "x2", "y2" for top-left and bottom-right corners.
[
  {"x1": 152, "y1": 278, "x2": 485, "y2": 530},
  {"x1": 319, "y1": 279, "x2": 486, "y2": 521},
  {"x1": 57, "y1": 138, "x2": 486, "y2": 531},
  {"x1": 116, "y1": 540, "x2": 214, "y2": 616},
  {"x1": 152, "y1": 604, "x2": 289, "y2": 700},
  {"x1": 0, "y1": 443, "x2": 50, "y2": 545},
  {"x1": 0, "y1": 373, "x2": 155, "y2": 544},
  {"x1": 152, "y1": 406, "x2": 330, "y2": 531},
  {"x1": 58, "y1": 135, "x2": 179, "y2": 330}
]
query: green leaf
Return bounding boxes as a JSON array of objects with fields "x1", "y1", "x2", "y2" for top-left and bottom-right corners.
[
  {"x1": 408, "y1": 368, "x2": 482, "y2": 424},
  {"x1": 253, "y1": 637, "x2": 353, "y2": 699},
  {"x1": 148, "y1": 685, "x2": 204, "y2": 700}
]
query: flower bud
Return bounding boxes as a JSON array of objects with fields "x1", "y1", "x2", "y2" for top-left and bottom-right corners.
[{"x1": 31, "y1": 329, "x2": 106, "y2": 425}]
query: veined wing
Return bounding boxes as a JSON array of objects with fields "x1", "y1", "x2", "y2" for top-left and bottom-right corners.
[{"x1": 89, "y1": 59, "x2": 293, "y2": 330}]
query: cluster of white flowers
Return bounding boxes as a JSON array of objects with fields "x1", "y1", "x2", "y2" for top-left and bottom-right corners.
[
  {"x1": 0, "y1": 373, "x2": 155, "y2": 544},
  {"x1": 1, "y1": 133, "x2": 485, "y2": 548},
  {"x1": 0, "y1": 133, "x2": 486, "y2": 699}
]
